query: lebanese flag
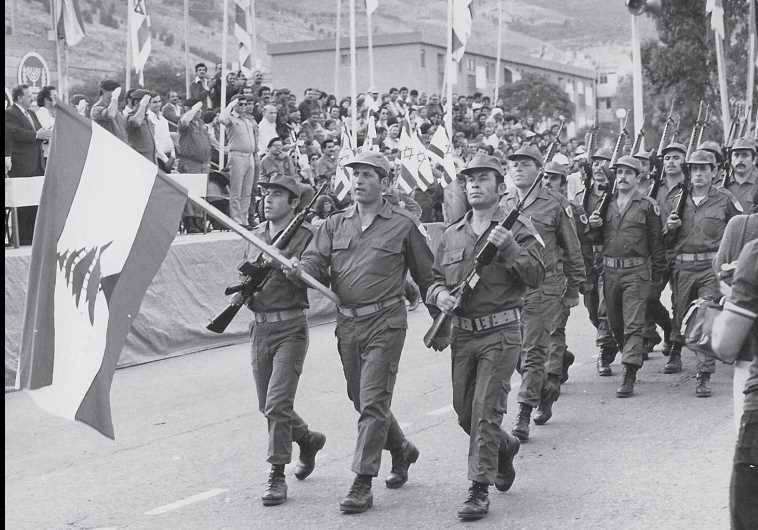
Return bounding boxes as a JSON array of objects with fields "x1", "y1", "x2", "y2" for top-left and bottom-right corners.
[
  {"x1": 16, "y1": 103, "x2": 187, "y2": 439},
  {"x1": 334, "y1": 123, "x2": 354, "y2": 201}
]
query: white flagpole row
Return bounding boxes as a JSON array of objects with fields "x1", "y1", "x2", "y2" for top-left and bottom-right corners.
[
  {"x1": 349, "y1": 0, "x2": 358, "y2": 143},
  {"x1": 445, "y1": 0, "x2": 453, "y2": 138},
  {"x1": 220, "y1": 0, "x2": 229, "y2": 170}
]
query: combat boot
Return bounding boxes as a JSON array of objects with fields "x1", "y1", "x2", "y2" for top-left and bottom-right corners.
[
  {"x1": 661, "y1": 341, "x2": 672, "y2": 357},
  {"x1": 339, "y1": 474, "x2": 373, "y2": 514},
  {"x1": 494, "y1": 431, "x2": 520, "y2": 492},
  {"x1": 695, "y1": 372, "x2": 712, "y2": 398},
  {"x1": 261, "y1": 465, "x2": 287, "y2": 506},
  {"x1": 511, "y1": 403, "x2": 532, "y2": 442},
  {"x1": 616, "y1": 364, "x2": 638, "y2": 398},
  {"x1": 663, "y1": 343, "x2": 682, "y2": 374},
  {"x1": 597, "y1": 354, "x2": 612, "y2": 376},
  {"x1": 294, "y1": 430, "x2": 326, "y2": 480},
  {"x1": 385, "y1": 439, "x2": 420, "y2": 489},
  {"x1": 533, "y1": 401, "x2": 553, "y2": 425},
  {"x1": 560, "y1": 350, "x2": 575, "y2": 384},
  {"x1": 457, "y1": 481, "x2": 490, "y2": 521}
]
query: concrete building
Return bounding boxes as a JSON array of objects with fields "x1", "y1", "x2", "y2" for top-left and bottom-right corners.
[
  {"x1": 596, "y1": 66, "x2": 620, "y2": 125},
  {"x1": 269, "y1": 31, "x2": 597, "y2": 130}
]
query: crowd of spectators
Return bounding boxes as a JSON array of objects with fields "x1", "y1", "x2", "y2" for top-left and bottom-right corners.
[{"x1": 7, "y1": 62, "x2": 589, "y2": 239}]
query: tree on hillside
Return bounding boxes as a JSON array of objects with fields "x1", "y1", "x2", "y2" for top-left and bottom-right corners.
[
  {"x1": 639, "y1": 0, "x2": 753, "y2": 142},
  {"x1": 498, "y1": 73, "x2": 575, "y2": 122}
]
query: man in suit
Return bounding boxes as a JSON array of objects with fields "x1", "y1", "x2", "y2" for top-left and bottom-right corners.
[
  {"x1": 189, "y1": 63, "x2": 212, "y2": 109},
  {"x1": 5, "y1": 84, "x2": 51, "y2": 245}
]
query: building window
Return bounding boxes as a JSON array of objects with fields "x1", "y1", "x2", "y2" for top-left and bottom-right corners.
[
  {"x1": 467, "y1": 58, "x2": 475, "y2": 72},
  {"x1": 605, "y1": 98, "x2": 612, "y2": 109},
  {"x1": 599, "y1": 74, "x2": 608, "y2": 84},
  {"x1": 503, "y1": 67, "x2": 512, "y2": 84},
  {"x1": 420, "y1": 48, "x2": 426, "y2": 68},
  {"x1": 341, "y1": 53, "x2": 349, "y2": 66}
]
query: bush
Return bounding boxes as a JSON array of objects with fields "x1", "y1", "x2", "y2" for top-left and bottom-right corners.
[{"x1": 164, "y1": 33, "x2": 175, "y2": 47}]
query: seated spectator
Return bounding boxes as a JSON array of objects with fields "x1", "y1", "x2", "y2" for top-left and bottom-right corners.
[{"x1": 260, "y1": 136, "x2": 296, "y2": 183}]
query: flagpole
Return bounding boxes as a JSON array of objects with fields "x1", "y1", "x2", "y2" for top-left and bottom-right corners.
[
  {"x1": 220, "y1": 0, "x2": 229, "y2": 169},
  {"x1": 715, "y1": 35, "x2": 730, "y2": 143},
  {"x1": 367, "y1": 8, "x2": 375, "y2": 90},
  {"x1": 335, "y1": 0, "x2": 341, "y2": 102},
  {"x1": 63, "y1": 43, "x2": 70, "y2": 103},
  {"x1": 251, "y1": 0, "x2": 258, "y2": 71},
  {"x1": 184, "y1": 0, "x2": 190, "y2": 98},
  {"x1": 445, "y1": 0, "x2": 453, "y2": 138},
  {"x1": 349, "y1": 0, "x2": 358, "y2": 144},
  {"x1": 493, "y1": 0, "x2": 502, "y2": 103},
  {"x1": 126, "y1": 0, "x2": 133, "y2": 92},
  {"x1": 747, "y1": 0, "x2": 757, "y2": 134},
  {"x1": 51, "y1": 0, "x2": 64, "y2": 100}
]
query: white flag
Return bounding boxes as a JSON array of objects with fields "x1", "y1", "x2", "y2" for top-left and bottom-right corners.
[
  {"x1": 130, "y1": 0, "x2": 152, "y2": 86},
  {"x1": 451, "y1": 0, "x2": 473, "y2": 62}
]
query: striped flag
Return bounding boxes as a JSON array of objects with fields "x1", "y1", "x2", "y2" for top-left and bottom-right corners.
[
  {"x1": 235, "y1": 0, "x2": 254, "y2": 76},
  {"x1": 361, "y1": 114, "x2": 379, "y2": 152},
  {"x1": 428, "y1": 126, "x2": 457, "y2": 187},
  {"x1": 334, "y1": 124, "x2": 354, "y2": 201},
  {"x1": 452, "y1": 0, "x2": 473, "y2": 62},
  {"x1": 17, "y1": 103, "x2": 187, "y2": 439},
  {"x1": 54, "y1": 0, "x2": 86, "y2": 47},
  {"x1": 705, "y1": 0, "x2": 725, "y2": 40},
  {"x1": 289, "y1": 130, "x2": 311, "y2": 175},
  {"x1": 130, "y1": 0, "x2": 152, "y2": 86},
  {"x1": 397, "y1": 125, "x2": 424, "y2": 192},
  {"x1": 412, "y1": 128, "x2": 436, "y2": 189}
]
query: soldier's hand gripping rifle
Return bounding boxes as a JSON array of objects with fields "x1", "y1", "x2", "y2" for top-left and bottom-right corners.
[
  {"x1": 581, "y1": 121, "x2": 599, "y2": 212},
  {"x1": 206, "y1": 183, "x2": 328, "y2": 333},
  {"x1": 423, "y1": 171, "x2": 544, "y2": 351},
  {"x1": 648, "y1": 99, "x2": 676, "y2": 199},
  {"x1": 686, "y1": 100, "x2": 707, "y2": 157},
  {"x1": 592, "y1": 110, "x2": 629, "y2": 221}
]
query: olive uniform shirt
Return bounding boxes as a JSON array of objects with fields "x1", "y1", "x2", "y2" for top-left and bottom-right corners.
[
  {"x1": 299, "y1": 199, "x2": 436, "y2": 306},
  {"x1": 429, "y1": 206, "x2": 545, "y2": 318},
  {"x1": 242, "y1": 221, "x2": 315, "y2": 312}
]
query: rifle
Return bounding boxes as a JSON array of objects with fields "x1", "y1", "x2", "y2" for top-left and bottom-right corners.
[
  {"x1": 686, "y1": 100, "x2": 706, "y2": 158},
  {"x1": 542, "y1": 118, "x2": 566, "y2": 165},
  {"x1": 631, "y1": 127, "x2": 644, "y2": 157},
  {"x1": 592, "y1": 111, "x2": 629, "y2": 221},
  {"x1": 697, "y1": 103, "x2": 710, "y2": 148},
  {"x1": 206, "y1": 183, "x2": 327, "y2": 333},
  {"x1": 648, "y1": 99, "x2": 676, "y2": 199},
  {"x1": 666, "y1": 164, "x2": 691, "y2": 249},
  {"x1": 721, "y1": 104, "x2": 742, "y2": 188},
  {"x1": 581, "y1": 121, "x2": 598, "y2": 212},
  {"x1": 423, "y1": 171, "x2": 544, "y2": 351}
]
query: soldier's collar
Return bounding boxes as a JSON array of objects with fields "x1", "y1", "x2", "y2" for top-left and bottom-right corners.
[{"x1": 345, "y1": 199, "x2": 393, "y2": 219}]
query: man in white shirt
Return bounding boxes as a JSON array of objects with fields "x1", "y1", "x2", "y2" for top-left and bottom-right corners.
[
  {"x1": 258, "y1": 104, "x2": 279, "y2": 151},
  {"x1": 148, "y1": 94, "x2": 176, "y2": 172}
]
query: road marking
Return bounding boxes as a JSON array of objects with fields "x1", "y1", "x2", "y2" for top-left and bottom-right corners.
[
  {"x1": 427, "y1": 404, "x2": 453, "y2": 416},
  {"x1": 144, "y1": 489, "x2": 228, "y2": 516}
]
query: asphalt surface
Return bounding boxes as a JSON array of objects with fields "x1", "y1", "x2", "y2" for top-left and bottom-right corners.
[{"x1": 5, "y1": 305, "x2": 735, "y2": 529}]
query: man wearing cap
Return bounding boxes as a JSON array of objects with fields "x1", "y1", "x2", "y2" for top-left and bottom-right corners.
[
  {"x1": 236, "y1": 174, "x2": 326, "y2": 506},
  {"x1": 500, "y1": 144, "x2": 584, "y2": 440},
  {"x1": 260, "y1": 137, "x2": 296, "y2": 184},
  {"x1": 289, "y1": 150, "x2": 436, "y2": 514},
  {"x1": 724, "y1": 138, "x2": 757, "y2": 212},
  {"x1": 126, "y1": 89, "x2": 156, "y2": 163},
  {"x1": 574, "y1": 147, "x2": 621, "y2": 375},
  {"x1": 90, "y1": 80, "x2": 128, "y2": 143},
  {"x1": 660, "y1": 150, "x2": 741, "y2": 394},
  {"x1": 634, "y1": 147, "x2": 673, "y2": 355},
  {"x1": 538, "y1": 161, "x2": 582, "y2": 416},
  {"x1": 588, "y1": 156, "x2": 667, "y2": 397},
  {"x1": 697, "y1": 140, "x2": 724, "y2": 182},
  {"x1": 220, "y1": 95, "x2": 259, "y2": 228},
  {"x1": 177, "y1": 102, "x2": 216, "y2": 233},
  {"x1": 429, "y1": 153, "x2": 544, "y2": 521}
]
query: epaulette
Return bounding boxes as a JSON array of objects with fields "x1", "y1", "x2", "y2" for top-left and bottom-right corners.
[
  {"x1": 715, "y1": 187, "x2": 745, "y2": 213},
  {"x1": 640, "y1": 194, "x2": 661, "y2": 216},
  {"x1": 514, "y1": 213, "x2": 545, "y2": 247}
]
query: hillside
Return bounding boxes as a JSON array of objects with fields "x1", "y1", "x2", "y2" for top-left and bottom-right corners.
[{"x1": 6, "y1": 0, "x2": 658, "y2": 89}]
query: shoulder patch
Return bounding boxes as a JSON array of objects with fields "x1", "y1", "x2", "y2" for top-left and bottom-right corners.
[
  {"x1": 565, "y1": 204, "x2": 574, "y2": 219},
  {"x1": 391, "y1": 204, "x2": 419, "y2": 223},
  {"x1": 579, "y1": 213, "x2": 589, "y2": 225}
]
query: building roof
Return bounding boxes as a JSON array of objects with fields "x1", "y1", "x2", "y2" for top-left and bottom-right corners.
[{"x1": 268, "y1": 31, "x2": 595, "y2": 81}]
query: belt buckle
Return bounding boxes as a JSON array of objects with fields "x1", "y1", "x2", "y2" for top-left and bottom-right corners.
[{"x1": 475, "y1": 316, "x2": 490, "y2": 331}]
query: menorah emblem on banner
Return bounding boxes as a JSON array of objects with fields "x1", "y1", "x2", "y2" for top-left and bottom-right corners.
[{"x1": 23, "y1": 66, "x2": 42, "y2": 88}]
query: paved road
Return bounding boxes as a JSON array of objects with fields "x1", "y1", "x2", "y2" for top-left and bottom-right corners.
[{"x1": 5, "y1": 306, "x2": 735, "y2": 529}]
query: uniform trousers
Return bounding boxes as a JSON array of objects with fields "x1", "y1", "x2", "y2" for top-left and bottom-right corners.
[
  {"x1": 335, "y1": 303, "x2": 408, "y2": 476},
  {"x1": 731, "y1": 409, "x2": 758, "y2": 530},
  {"x1": 451, "y1": 321, "x2": 521, "y2": 484},
  {"x1": 518, "y1": 273, "x2": 560, "y2": 408},
  {"x1": 584, "y1": 252, "x2": 618, "y2": 355},
  {"x1": 670, "y1": 262, "x2": 720, "y2": 373},
  {"x1": 643, "y1": 266, "x2": 672, "y2": 346},
  {"x1": 603, "y1": 264, "x2": 650, "y2": 367},
  {"x1": 545, "y1": 274, "x2": 570, "y2": 377},
  {"x1": 229, "y1": 151, "x2": 255, "y2": 225},
  {"x1": 251, "y1": 316, "x2": 310, "y2": 464}
]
